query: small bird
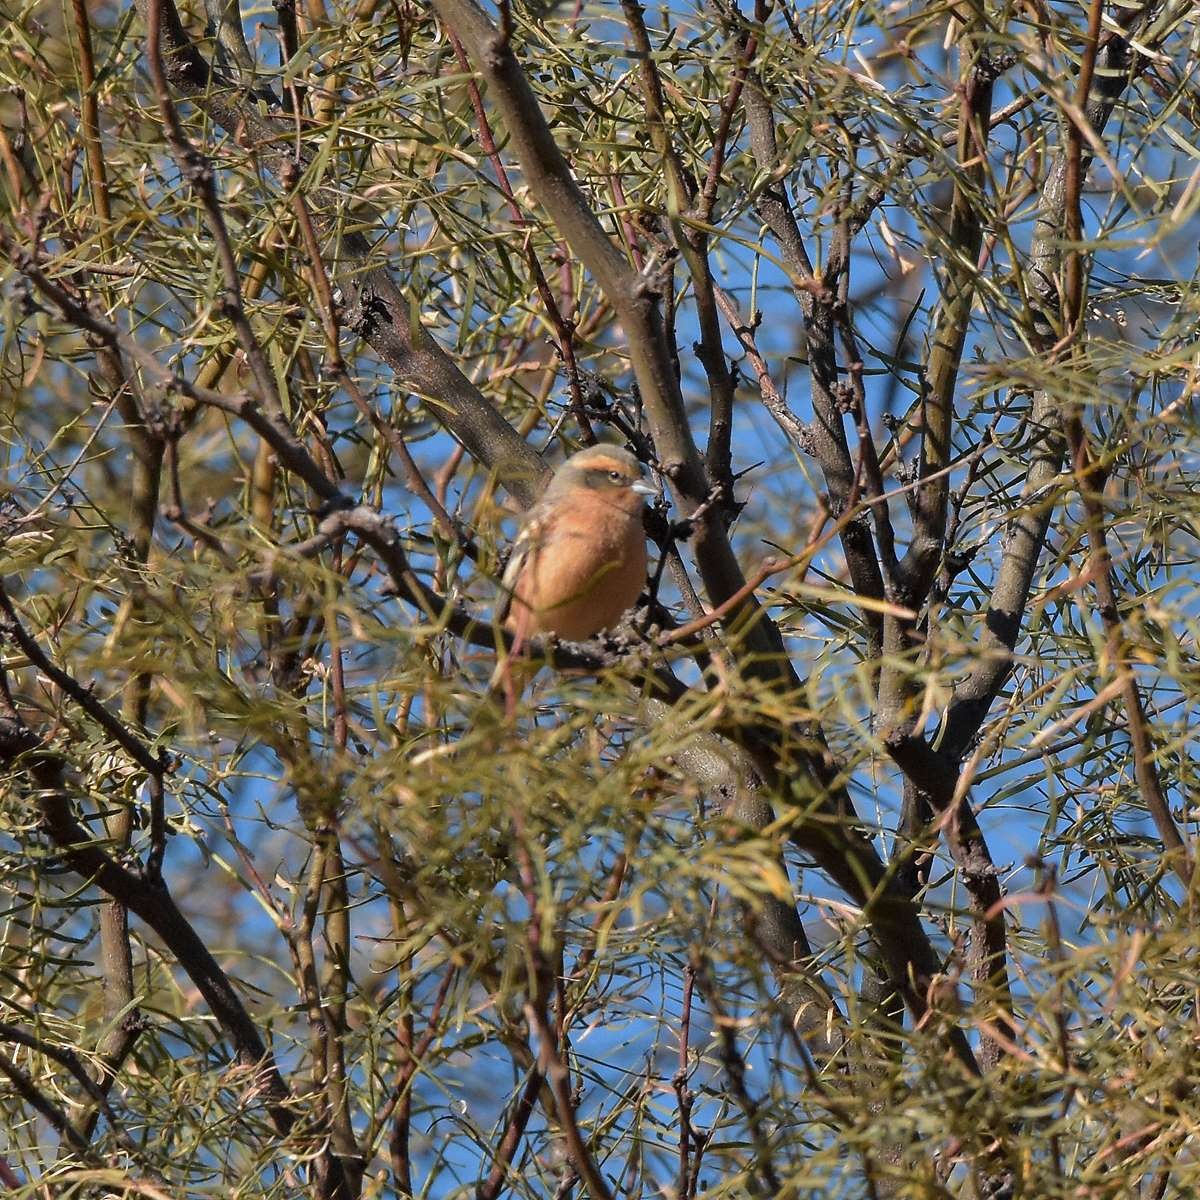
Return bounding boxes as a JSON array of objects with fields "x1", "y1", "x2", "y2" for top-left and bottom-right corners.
[{"x1": 498, "y1": 443, "x2": 657, "y2": 650}]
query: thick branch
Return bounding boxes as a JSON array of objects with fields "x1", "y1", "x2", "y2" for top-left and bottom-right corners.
[
  {"x1": 902, "y1": 36, "x2": 995, "y2": 598},
  {"x1": 940, "y1": 13, "x2": 1147, "y2": 759},
  {"x1": 131, "y1": 0, "x2": 543, "y2": 504},
  {"x1": 432, "y1": 0, "x2": 793, "y2": 680},
  {"x1": 661, "y1": 723, "x2": 843, "y2": 1062},
  {"x1": 0, "y1": 751, "x2": 300, "y2": 1135},
  {"x1": 617, "y1": 0, "x2": 739, "y2": 505},
  {"x1": 885, "y1": 734, "x2": 1013, "y2": 1064}
]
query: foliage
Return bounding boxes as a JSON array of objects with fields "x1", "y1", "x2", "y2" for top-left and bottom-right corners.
[{"x1": 2, "y1": 0, "x2": 1200, "y2": 1196}]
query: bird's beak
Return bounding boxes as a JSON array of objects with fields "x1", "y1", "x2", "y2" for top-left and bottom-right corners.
[{"x1": 630, "y1": 480, "x2": 658, "y2": 497}]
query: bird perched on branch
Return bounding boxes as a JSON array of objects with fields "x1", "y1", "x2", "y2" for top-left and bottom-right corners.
[{"x1": 494, "y1": 444, "x2": 656, "y2": 687}]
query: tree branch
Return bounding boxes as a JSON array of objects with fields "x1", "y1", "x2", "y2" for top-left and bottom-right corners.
[
  {"x1": 940, "y1": 7, "x2": 1153, "y2": 759},
  {"x1": 0, "y1": 641, "x2": 318, "y2": 1171},
  {"x1": 738, "y1": 40, "x2": 888, "y2": 655},
  {"x1": 130, "y1": 0, "x2": 543, "y2": 504},
  {"x1": 432, "y1": 0, "x2": 792, "y2": 680},
  {"x1": 901, "y1": 28, "x2": 996, "y2": 601}
]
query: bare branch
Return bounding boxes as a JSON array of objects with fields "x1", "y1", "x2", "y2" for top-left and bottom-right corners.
[
  {"x1": 130, "y1": 0, "x2": 543, "y2": 504},
  {"x1": 432, "y1": 0, "x2": 792, "y2": 677}
]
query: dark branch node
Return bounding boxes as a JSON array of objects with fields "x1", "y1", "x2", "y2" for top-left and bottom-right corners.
[{"x1": 315, "y1": 492, "x2": 356, "y2": 519}]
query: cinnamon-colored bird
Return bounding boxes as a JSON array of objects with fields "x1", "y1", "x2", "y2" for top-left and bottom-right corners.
[{"x1": 498, "y1": 444, "x2": 656, "y2": 649}]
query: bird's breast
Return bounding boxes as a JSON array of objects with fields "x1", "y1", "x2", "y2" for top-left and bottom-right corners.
[{"x1": 512, "y1": 504, "x2": 647, "y2": 641}]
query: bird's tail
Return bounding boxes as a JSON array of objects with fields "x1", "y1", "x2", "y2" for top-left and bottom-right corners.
[{"x1": 484, "y1": 638, "x2": 542, "y2": 721}]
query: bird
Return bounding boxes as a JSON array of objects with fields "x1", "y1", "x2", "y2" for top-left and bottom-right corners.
[{"x1": 493, "y1": 444, "x2": 656, "y2": 690}]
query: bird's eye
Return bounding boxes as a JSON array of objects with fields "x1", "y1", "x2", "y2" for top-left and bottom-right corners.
[{"x1": 608, "y1": 470, "x2": 623, "y2": 482}]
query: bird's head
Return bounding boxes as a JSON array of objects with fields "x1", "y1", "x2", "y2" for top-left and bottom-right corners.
[{"x1": 544, "y1": 445, "x2": 658, "y2": 509}]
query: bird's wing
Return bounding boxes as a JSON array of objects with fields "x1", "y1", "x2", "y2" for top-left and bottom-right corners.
[
  {"x1": 487, "y1": 511, "x2": 551, "y2": 705},
  {"x1": 495, "y1": 509, "x2": 547, "y2": 628}
]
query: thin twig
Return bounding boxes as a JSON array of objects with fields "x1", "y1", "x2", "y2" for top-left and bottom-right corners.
[
  {"x1": 0, "y1": 583, "x2": 166, "y2": 779},
  {"x1": 510, "y1": 812, "x2": 614, "y2": 1200},
  {"x1": 145, "y1": 0, "x2": 282, "y2": 414},
  {"x1": 446, "y1": 31, "x2": 593, "y2": 442}
]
